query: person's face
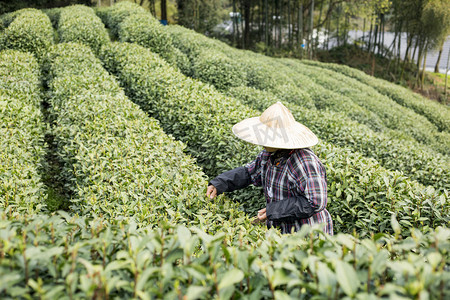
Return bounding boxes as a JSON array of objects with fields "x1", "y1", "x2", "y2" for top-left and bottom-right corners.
[{"x1": 264, "y1": 147, "x2": 279, "y2": 153}]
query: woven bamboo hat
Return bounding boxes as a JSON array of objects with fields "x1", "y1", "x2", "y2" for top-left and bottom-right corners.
[{"x1": 232, "y1": 102, "x2": 318, "y2": 149}]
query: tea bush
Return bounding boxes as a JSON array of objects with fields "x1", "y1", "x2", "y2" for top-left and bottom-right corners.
[
  {"x1": 0, "y1": 210, "x2": 448, "y2": 299},
  {"x1": 0, "y1": 50, "x2": 46, "y2": 213},
  {"x1": 286, "y1": 60, "x2": 450, "y2": 155},
  {"x1": 43, "y1": 43, "x2": 263, "y2": 242},
  {"x1": 117, "y1": 12, "x2": 191, "y2": 75},
  {"x1": 0, "y1": 9, "x2": 53, "y2": 59},
  {"x1": 57, "y1": 5, "x2": 109, "y2": 54},
  {"x1": 100, "y1": 42, "x2": 449, "y2": 236},
  {"x1": 226, "y1": 86, "x2": 449, "y2": 192},
  {"x1": 302, "y1": 60, "x2": 450, "y2": 132},
  {"x1": 101, "y1": 0, "x2": 146, "y2": 36}
]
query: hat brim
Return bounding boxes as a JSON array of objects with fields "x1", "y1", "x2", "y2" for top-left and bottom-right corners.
[{"x1": 232, "y1": 117, "x2": 318, "y2": 149}]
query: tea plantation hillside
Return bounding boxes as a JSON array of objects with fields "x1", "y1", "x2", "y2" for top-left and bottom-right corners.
[{"x1": 0, "y1": 3, "x2": 449, "y2": 299}]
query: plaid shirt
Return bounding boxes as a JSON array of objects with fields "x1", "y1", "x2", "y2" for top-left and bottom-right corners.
[{"x1": 246, "y1": 148, "x2": 333, "y2": 235}]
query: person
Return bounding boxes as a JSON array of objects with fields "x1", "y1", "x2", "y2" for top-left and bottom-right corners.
[{"x1": 206, "y1": 102, "x2": 333, "y2": 235}]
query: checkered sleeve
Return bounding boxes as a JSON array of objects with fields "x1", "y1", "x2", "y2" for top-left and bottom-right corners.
[
  {"x1": 288, "y1": 150, "x2": 328, "y2": 213},
  {"x1": 244, "y1": 151, "x2": 266, "y2": 187}
]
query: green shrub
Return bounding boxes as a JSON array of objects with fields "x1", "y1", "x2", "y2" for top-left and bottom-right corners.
[
  {"x1": 291, "y1": 61, "x2": 450, "y2": 155},
  {"x1": 0, "y1": 9, "x2": 53, "y2": 58},
  {"x1": 226, "y1": 86, "x2": 449, "y2": 192},
  {"x1": 192, "y1": 49, "x2": 249, "y2": 91},
  {"x1": 118, "y1": 13, "x2": 180, "y2": 67},
  {"x1": 0, "y1": 8, "x2": 37, "y2": 28},
  {"x1": 303, "y1": 60, "x2": 450, "y2": 132},
  {"x1": 43, "y1": 43, "x2": 263, "y2": 243},
  {"x1": 57, "y1": 5, "x2": 109, "y2": 54},
  {"x1": 1, "y1": 211, "x2": 448, "y2": 299},
  {"x1": 102, "y1": 1, "x2": 146, "y2": 36},
  {"x1": 0, "y1": 50, "x2": 46, "y2": 213},
  {"x1": 100, "y1": 42, "x2": 449, "y2": 237}
]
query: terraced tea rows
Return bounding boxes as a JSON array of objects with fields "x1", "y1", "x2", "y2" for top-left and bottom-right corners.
[{"x1": 0, "y1": 2, "x2": 448, "y2": 299}]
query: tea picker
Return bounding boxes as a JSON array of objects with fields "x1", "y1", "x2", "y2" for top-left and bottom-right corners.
[{"x1": 206, "y1": 102, "x2": 333, "y2": 235}]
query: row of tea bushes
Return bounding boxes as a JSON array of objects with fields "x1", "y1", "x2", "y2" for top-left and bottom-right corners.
[
  {"x1": 117, "y1": 11, "x2": 191, "y2": 75},
  {"x1": 99, "y1": 0, "x2": 146, "y2": 37},
  {"x1": 165, "y1": 25, "x2": 316, "y2": 109},
  {"x1": 100, "y1": 42, "x2": 449, "y2": 236},
  {"x1": 0, "y1": 50, "x2": 46, "y2": 213},
  {"x1": 57, "y1": 5, "x2": 109, "y2": 54},
  {"x1": 1, "y1": 210, "x2": 448, "y2": 299},
  {"x1": 286, "y1": 60, "x2": 450, "y2": 155},
  {"x1": 302, "y1": 60, "x2": 450, "y2": 132},
  {"x1": 226, "y1": 86, "x2": 449, "y2": 192},
  {"x1": 0, "y1": 8, "x2": 39, "y2": 29},
  {"x1": 43, "y1": 42, "x2": 263, "y2": 241},
  {"x1": 0, "y1": 8, "x2": 54, "y2": 59}
]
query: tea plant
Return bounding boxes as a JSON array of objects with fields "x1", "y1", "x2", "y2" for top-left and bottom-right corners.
[
  {"x1": 302, "y1": 60, "x2": 450, "y2": 132},
  {"x1": 287, "y1": 61, "x2": 449, "y2": 155},
  {"x1": 0, "y1": 50, "x2": 46, "y2": 213},
  {"x1": 0, "y1": 210, "x2": 448, "y2": 299},
  {"x1": 0, "y1": 9, "x2": 53, "y2": 59},
  {"x1": 226, "y1": 86, "x2": 449, "y2": 192},
  {"x1": 57, "y1": 5, "x2": 109, "y2": 54},
  {"x1": 43, "y1": 43, "x2": 264, "y2": 244}
]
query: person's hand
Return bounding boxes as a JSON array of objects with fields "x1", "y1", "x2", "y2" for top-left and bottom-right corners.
[
  {"x1": 257, "y1": 208, "x2": 267, "y2": 221},
  {"x1": 252, "y1": 208, "x2": 267, "y2": 224},
  {"x1": 206, "y1": 185, "x2": 218, "y2": 199}
]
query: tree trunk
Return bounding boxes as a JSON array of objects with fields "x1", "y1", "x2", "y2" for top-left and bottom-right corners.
[
  {"x1": 326, "y1": 5, "x2": 330, "y2": 50},
  {"x1": 381, "y1": 14, "x2": 385, "y2": 56},
  {"x1": 336, "y1": 4, "x2": 341, "y2": 47},
  {"x1": 444, "y1": 47, "x2": 449, "y2": 103},
  {"x1": 316, "y1": 0, "x2": 323, "y2": 54},
  {"x1": 288, "y1": 0, "x2": 292, "y2": 48},
  {"x1": 396, "y1": 21, "x2": 402, "y2": 71},
  {"x1": 368, "y1": 16, "x2": 373, "y2": 52},
  {"x1": 434, "y1": 42, "x2": 444, "y2": 73},
  {"x1": 373, "y1": 18, "x2": 379, "y2": 55},
  {"x1": 243, "y1": 0, "x2": 251, "y2": 49},
  {"x1": 343, "y1": 13, "x2": 348, "y2": 46},
  {"x1": 400, "y1": 35, "x2": 413, "y2": 81},
  {"x1": 149, "y1": 0, "x2": 156, "y2": 16},
  {"x1": 299, "y1": 3, "x2": 303, "y2": 57},
  {"x1": 421, "y1": 46, "x2": 428, "y2": 91},
  {"x1": 278, "y1": 0, "x2": 282, "y2": 48},
  {"x1": 362, "y1": 18, "x2": 366, "y2": 46},
  {"x1": 264, "y1": 0, "x2": 268, "y2": 45},
  {"x1": 310, "y1": 0, "x2": 314, "y2": 59},
  {"x1": 161, "y1": 0, "x2": 167, "y2": 22},
  {"x1": 414, "y1": 39, "x2": 424, "y2": 89}
]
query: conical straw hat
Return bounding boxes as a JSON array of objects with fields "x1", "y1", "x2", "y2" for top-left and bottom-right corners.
[{"x1": 232, "y1": 102, "x2": 318, "y2": 149}]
